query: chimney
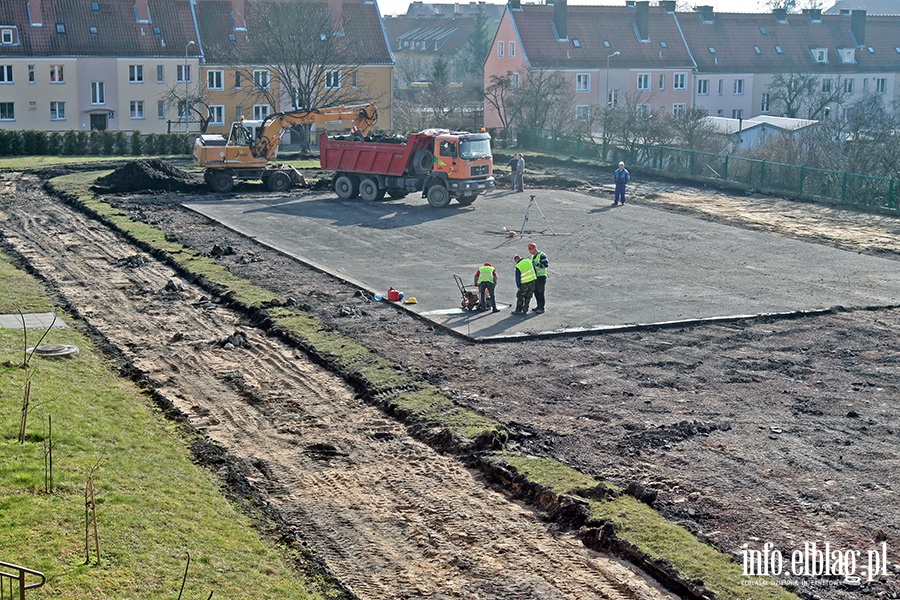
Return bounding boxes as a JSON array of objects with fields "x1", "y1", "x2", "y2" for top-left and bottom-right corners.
[
  {"x1": 773, "y1": 8, "x2": 787, "y2": 23},
  {"x1": 553, "y1": 0, "x2": 568, "y2": 40},
  {"x1": 135, "y1": 0, "x2": 150, "y2": 23},
  {"x1": 509, "y1": 0, "x2": 521, "y2": 10},
  {"x1": 807, "y1": 8, "x2": 822, "y2": 22},
  {"x1": 660, "y1": 0, "x2": 676, "y2": 13},
  {"x1": 28, "y1": 0, "x2": 43, "y2": 26},
  {"x1": 850, "y1": 10, "x2": 866, "y2": 47},
  {"x1": 231, "y1": 0, "x2": 247, "y2": 31},
  {"x1": 634, "y1": 1, "x2": 649, "y2": 41},
  {"x1": 697, "y1": 5, "x2": 714, "y2": 23}
]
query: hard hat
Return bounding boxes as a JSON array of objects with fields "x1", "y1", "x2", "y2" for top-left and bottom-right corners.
[
  {"x1": 405, "y1": 297, "x2": 417, "y2": 304},
  {"x1": 483, "y1": 262, "x2": 492, "y2": 267},
  {"x1": 527, "y1": 243, "x2": 537, "y2": 250}
]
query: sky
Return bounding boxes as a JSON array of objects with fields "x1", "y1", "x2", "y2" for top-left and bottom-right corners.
[{"x1": 378, "y1": 0, "x2": 771, "y2": 17}]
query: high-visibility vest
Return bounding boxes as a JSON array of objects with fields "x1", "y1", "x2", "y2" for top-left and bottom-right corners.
[
  {"x1": 532, "y1": 252, "x2": 547, "y2": 277},
  {"x1": 516, "y1": 258, "x2": 537, "y2": 284},
  {"x1": 477, "y1": 265, "x2": 495, "y2": 283}
]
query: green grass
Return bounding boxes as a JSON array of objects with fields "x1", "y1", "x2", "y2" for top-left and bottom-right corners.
[
  {"x1": 44, "y1": 170, "x2": 797, "y2": 600},
  {"x1": 0, "y1": 253, "x2": 54, "y2": 314},
  {"x1": 0, "y1": 254, "x2": 335, "y2": 599}
]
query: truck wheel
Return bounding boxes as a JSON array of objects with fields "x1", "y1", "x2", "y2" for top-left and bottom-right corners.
[
  {"x1": 267, "y1": 171, "x2": 292, "y2": 192},
  {"x1": 209, "y1": 172, "x2": 234, "y2": 193},
  {"x1": 426, "y1": 185, "x2": 451, "y2": 208},
  {"x1": 388, "y1": 191, "x2": 409, "y2": 199},
  {"x1": 359, "y1": 177, "x2": 385, "y2": 201},
  {"x1": 203, "y1": 170, "x2": 212, "y2": 184},
  {"x1": 457, "y1": 194, "x2": 477, "y2": 206},
  {"x1": 334, "y1": 174, "x2": 359, "y2": 199},
  {"x1": 413, "y1": 149, "x2": 434, "y2": 174}
]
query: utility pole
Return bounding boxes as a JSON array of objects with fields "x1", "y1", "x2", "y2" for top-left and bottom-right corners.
[{"x1": 185, "y1": 40, "x2": 195, "y2": 133}]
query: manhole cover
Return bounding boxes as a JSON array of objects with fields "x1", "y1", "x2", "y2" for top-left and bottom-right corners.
[{"x1": 26, "y1": 344, "x2": 80, "y2": 357}]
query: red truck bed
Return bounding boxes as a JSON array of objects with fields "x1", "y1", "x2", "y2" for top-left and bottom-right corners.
[{"x1": 319, "y1": 133, "x2": 430, "y2": 177}]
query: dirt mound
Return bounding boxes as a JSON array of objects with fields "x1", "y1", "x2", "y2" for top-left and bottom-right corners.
[{"x1": 93, "y1": 159, "x2": 204, "y2": 193}]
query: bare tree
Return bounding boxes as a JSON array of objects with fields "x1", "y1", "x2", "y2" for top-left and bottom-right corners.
[
  {"x1": 513, "y1": 68, "x2": 573, "y2": 143},
  {"x1": 484, "y1": 72, "x2": 522, "y2": 145},
  {"x1": 766, "y1": 73, "x2": 847, "y2": 119},
  {"x1": 164, "y1": 83, "x2": 213, "y2": 133},
  {"x1": 221, "y1": 0, "x2": 377, "y2": 152},
  {"x1": 669, "y1": 105, "x2": 725, "y2": 152}
]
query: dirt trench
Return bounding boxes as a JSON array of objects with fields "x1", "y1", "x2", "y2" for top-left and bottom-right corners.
[{"x1": 0, "y1": 171, "x2": 674, "y2": 600}]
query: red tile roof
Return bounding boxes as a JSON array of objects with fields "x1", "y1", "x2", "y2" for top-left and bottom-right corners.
[
  {"x1": 510, "y1": 4, "x2": 695, "y2": 70},
  {"x1": 383, "y1": 14, "x2": 482, "y2": 55},
  {"x1": 678, "y1": 10, "x2": 900, "y2": 73},
  {"x1": 0, "y1": 0, "x2": 196, "y2": 58}
]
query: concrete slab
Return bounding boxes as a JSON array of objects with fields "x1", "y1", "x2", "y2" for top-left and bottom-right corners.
[
  {"x1": 184, "y1": 188, "x2": 900, "y2": 340},
  {"x1": 0, "y1": 313, "x2": 67, "y2": 330}
]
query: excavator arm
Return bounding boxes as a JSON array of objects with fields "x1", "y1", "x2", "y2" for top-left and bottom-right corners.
[{"x1": 252, "y1": 103, "x2": 378, "y2": 160}]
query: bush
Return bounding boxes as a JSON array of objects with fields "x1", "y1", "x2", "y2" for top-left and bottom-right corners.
[
  {"x1": 131, "y1": 131, "x2": 143, "y2": 156},
  {"x1": 22, "y1": 130, "x2": 48, "y2": 155},
  {"x1": 88, "y1": 130, "x2": 103, "y2": 155},
  {"x1": 46, "y1": 131, "x2": 62, "y2": 155},
  {"x1": 145, "y1": 133, "x2": 159, "y2": 155},
  {"x1": 114, "y1": 131, "x2": 128, "y2": 155},
  {"x1": 0, "y1": 131, "x2": 22, "y2": 156}
]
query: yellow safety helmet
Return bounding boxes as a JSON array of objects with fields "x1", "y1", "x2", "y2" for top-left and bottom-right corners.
[{"x1": 405, "y1": 297, "x2": 417, "y2": 304}]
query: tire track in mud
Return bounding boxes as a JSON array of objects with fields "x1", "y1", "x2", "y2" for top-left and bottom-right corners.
[{"x1": 0, "y1": 173, "x2": 673, "y2": 600}]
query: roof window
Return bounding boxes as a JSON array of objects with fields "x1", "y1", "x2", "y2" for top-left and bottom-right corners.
[
  {"x1": 56, "y1": 23, "x2": 66, "y2": 34},
  {"x1": 775, "y1": 45, "x2": 783, "y2": 54},
  {"x1": 759, "y1": 26, "x2": 767, "y2": 35},
  {"x1": 708, "y1": 47, "x2": 716, "y2": 54},
  {"x1": 603, "y1": 40, "x2": 610, "y2": 48},
  {"x1": 754, "y1": 45, "x2": 761, "y2": 54},
  {"x1": 152, "y1": 26, "x2": 160, "y2": 35},
  {"x1": 89, "y1": 26, "x2": 98, "y2": 35},
  {"x1": 660, "y1": 41, "x2": 667, "y2": 48},
  {"x1": 811, "y1": 47, "x2": 827, "y2": 63},
  {"x1": 573, "y1": 39, "x2": 580, "y2": 48},
  {"x1": 867, "y1": 46, "x2": 874, "y2": 53},
  {"x1": 91, "y1": 2, "x2": 100, "y2": 11},
  {"x1": 838, "y1": 47, "x2": 856, "y2": 63},
  {"x1": 228, "y1": 33, "x2": 236, "y2": 41}
]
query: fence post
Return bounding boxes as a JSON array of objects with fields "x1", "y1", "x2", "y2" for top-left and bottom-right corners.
[
  {"x1": 723, "y1": 155, "x2": 729, "y2": 180},
  {"x1": 889, "y1": 179, "x2": 895, "y2": 209},
  {"x1": 690, "y1": 150, "x2": 696, "y2": 176},
  {"x1": 842, "y1": 171, "x2": 848, "y2": 202},
  {"x1": 760, "y1": 160, "x2": 766, "y2": 188},
  {"x1": 799, "y1": 166, "x2": 805, "y2": 195}
]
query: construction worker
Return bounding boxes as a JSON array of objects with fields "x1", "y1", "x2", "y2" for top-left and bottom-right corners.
[
  {"x1": 474, "y1": 262, "x2": 500, "y2": 313},
  {"x1": 528, "y1": 242, "x2": 549, "y2": 313},
  {"x1": 512, "y1": 254, "x2": 537, "y2": 315}
]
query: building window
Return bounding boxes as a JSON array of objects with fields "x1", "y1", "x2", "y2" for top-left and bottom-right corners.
[
  {"x1": 498, "y1": 41, "x2": 504, "y2": 57},
  {"x1": 673, "y1": 72, "x2": 686, "y2": 90},
  {"x1": 761, "y1": 93, "x2": 770, "y2": 113},
  {"x1": 1, "y1": 29, "x2": 13, "y2": 44},
  {"x1": 207, "y1": 70, "x2": 224, "y2": 90},
  {"x1": 608, "y1": 88, "x2": 618, "y2": 107},
  {"x1": 839, "y1": 48, "x2": 855, "y2": 63},
  {"x1": 209, "y1": 105, "x2": 224, "y2": 125},
  {"x1": 351, "y1": 70, "x2": 358, "y2": 88},
  {"x1": 28, "y1": 65, "x2": 34, "y2": 83},
  {"x1": 235, "y1": 106, "x2": 243, "y2": 121},
  {"x1": 732, "y1": 109, "x2": 743, "y2": 119},
  {"x1": 697, "y1": 79, "x2": 709, "y2": 95},
  {"x1": 325, "y1": 70, "x2": 341, "y2": 89},
  {"x1": 49, "y1": 65, "x2": 64, "y2": 83},
  {"x1": 822, "y1": 78, "x2": 832, "y2": 93},
  {"x1": 637, "y1": 104, "x2": 651, "y2": 118},
  {"x1": 158, "y1": 100, "x2": 165, "y2": 119},
  {"x1": 91, "y1": 81, "x2": 105, "y2": 104},
  {"x1": 812, "y1": 48, "x2": 827, "y2": 63},
  {"x1": 234, "y1": 72, "x2": 242, "y2": 89},
  {"x1": 50, "y1": 101, "x2": 66, "y2": 120},
  {"x1": 130, "y1": 100, "x2": 144, "y2": 119},
  {"x1": 157, "y1": 65, "x2": 164, "y2": 82},
  {"x1": 576, "y1": 73, "x2": 590, "y2": 92},
  {"x1": 659, "y1": 74, "x2": 665, "y2": 90},
  {"x1": 0, "y1": 65, "x2": 12, "y2": 83},
  {"x1": 0, "y1": 102, "x2": 14, "y2": 120},
  {"x1": 177, "y1": 64, "x2": 191, "y2": 83},
  {"x1": 876, "y1": 78, "x2": 886, "y2": 93},
  {"x1": 253, "y1": 104, "x2": 270, "y2": 120},
  {"x1": 673, "y1": 103, "x2": 686, "y2": 117},
  {"x1": 575, "y1": 105, "x2": 590, "y2": 121},
  {"x1": 863, "y1": 78, "x2": 868, "y2": 92},
  {"x1": 843, "y1": 78, "x2": 853, "y2": 94},
  {"x1": 129, "y1": 64, "x2": 143, "y2": 83},
  {"x1": 511, "y1": 72, "x2": 519, "y2": 89},
  {"x1": 637, "y1": 73, "x2": 650, "y2": 91},
  {"x1": 509, "y1": 41, "x2": 516, "y2": 57},
  {"x1": 253, "y1": 69, "x2": 270, "y2": 90},
  {"x1": 733, "y1": 79, "x2": 744, "y2": 95}
]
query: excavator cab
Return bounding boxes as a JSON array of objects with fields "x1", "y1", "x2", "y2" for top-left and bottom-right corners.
[{"x1": 228, "y1": 119, "x2": 262, "y2": 147}]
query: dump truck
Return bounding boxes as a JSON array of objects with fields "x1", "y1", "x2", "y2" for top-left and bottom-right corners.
[
  {"x1": 319, "y1": 128, "x2": 494, "y2": 207},
  {"x1": 194, "y1": 103, "x2": 378, "y2": 193}
]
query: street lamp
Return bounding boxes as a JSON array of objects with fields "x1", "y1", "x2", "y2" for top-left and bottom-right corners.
[
  {"x1": 605, "y1": 51, "x2": 620, "y2": 109},
  {"x1": 185, "y1": 40, "x2": 195, "y2": 133}
]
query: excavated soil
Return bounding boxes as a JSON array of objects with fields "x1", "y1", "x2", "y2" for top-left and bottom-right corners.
[
  {"x1": 3, "y1": 160, "x2": 900, "y2": 599},
  {"x1": 93, "y1": 158, "x2": 205, "y2": 193}
]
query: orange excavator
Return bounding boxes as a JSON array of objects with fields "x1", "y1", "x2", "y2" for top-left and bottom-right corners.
[{"x1": 193, "y1": 103, "x2": 377, "y2": 193}]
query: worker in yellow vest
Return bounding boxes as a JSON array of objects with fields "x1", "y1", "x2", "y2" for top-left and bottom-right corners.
[
  {"x1": 528, "y1": 242, "x2": 549, "y2": 313},
  {"x1": 474, "y1": 262, "x2": 500, "y2": 313},
  {"x1": 512, "y1": 254, "x2": 537, "y2": 315}
]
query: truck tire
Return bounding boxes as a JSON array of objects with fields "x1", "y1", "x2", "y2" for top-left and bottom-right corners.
[
  {"x1": 209, "y1": 171, "x2": 234, "y2": 193},
  {"x1": 267, "y1": 171, "x2": 292, "y2": 192},
  {"x1": 334, "y1": 174, "x2": 359, "y2": 199},
  {"x1": 426, "y1": 184, "x2": 451, "y2": 208},
  {"x1": 359, "y1": 177, "x2": 385, "y2": 201},
  {"x1": 456, "y1": 193, "x2": 477, "y2": 206},
  {"x1": 413, "y1": 149, "x2": 434, "y2": 174}
]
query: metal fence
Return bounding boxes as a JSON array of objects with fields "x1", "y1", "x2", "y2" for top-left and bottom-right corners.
[
  {"x1": 516, "y1": 129, "x2": 898, "y2": 213},
  {"x1": 0, "y1": 561, "x2": 45, "y2": 600}
]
